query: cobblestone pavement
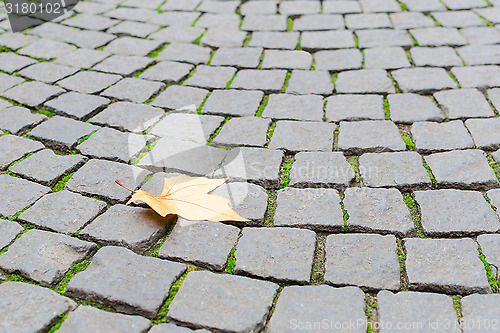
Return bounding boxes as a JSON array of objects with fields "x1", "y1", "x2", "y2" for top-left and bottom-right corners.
[{"x1": 1, "y1": 0, "x2": 500, "y2": 332}]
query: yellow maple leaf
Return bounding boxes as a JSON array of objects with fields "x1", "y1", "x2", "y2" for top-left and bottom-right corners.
[{"x1": 115, "y1": 175, "x2": 249, "y2": 222}]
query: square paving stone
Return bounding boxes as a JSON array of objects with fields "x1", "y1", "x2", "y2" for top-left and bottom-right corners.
[
  {"x1": 151, "y1": 85, "x2": 209, "y2": 112},
  {"x1": 357, "y1": 29, "x2": 413, "y2": 48},
  {"x1": 108, "y1": 20, "x2": 159, "y2": 38},
  {"x1": 0, "y1": 73, "x2": 24, "y2": 93},
  {"x1": 326, "y1": 94, "x2": 385, "y2": 122},
  {"x1": 392, "y1": 68, "x2": 458, "y2": 94},
  {"x1": 268, "y1": 286, "x2": 366, "y2": 333},
  {"x1": 150, "y1": 113, "x2": 224, "y2": 144},
  {"x1": 0, "y1": 135, "x2": 44, "y2": 170},
  {"x1": 477, "y1": 234, "x2": 500, "y2": 274},
  {"x1": 323, "y1": 0, "x2": 361, "y2": 14},
  {"x1": 404, "y1": 237, "x2": 491, "y2": 294},
  {"x1": 410, "y1": 27, "x2": 467, "y2": 46},
  {"x1": 415, "y1": 189, "x2": 499, "y2": 237},
  {"x1": 139, "y1": 61, "x2": 194, "y2": 83},
  {"x1": 0, "y1": 106, "x2": 47, "y2": 134},
  {"x1": 240, "y1": 14, "x2": 287, "y2": 31},
  {"x1": 0, "y1": 282, "x2": 76, "y2": 333},
  {"x1": 262, "y1": 94, "x2": 324, "y2": 121},
  {"x1": 80, "y1": 205, "x2": 174, "y2": 253},
  {"x1": 390, "y1": 11, "x2": 435, "y2": 29},
  {"x1": 210, "y1": 47, "x2": 263, "y2": 68},
  {"x1": 293, "y1": 14, "x2": 344, "y2": 31},
  {"x1": 90, "y1": 102, "x2": 164, "y2": 133},
  {"x1": 230, "y1": 69, "x2": 287, "y2": 93},
  {"x1": 434, "y1": 89, "x2": 495, "y2": 119},
  {"x1": 0, "y1": 33, "x2": 38, "y2": 50},
  {"x1": 58, "y1": 71, "x2": 122, "y2": 94},
  {"x1": 234, "y1": 227, "x2": 316, "y2": 283},
  {"x1": 77, "y1": 127, "x2": 154, "y2": 163},
  {"x1": 364, "y1": 47, "x2": 411, "y2": 69},
  {"x1": 487, "y1": 188, "x2": 500, "y2": 212},
  {"x1": 432, "y1": 11, "x2": 485, "y2": 28},
  {"x1": 29, "y1": 116, "x2": 99, "y2": 151},
  {"x1": 411, "y1": 120, "x2": 475, "y2": 153},
  {"x1": 157, "y1": 43, "x2": 211, "y2": 65},
  {"x1": 248, "y1": 31, "x2": 300, "y2": 50},
  {"x1": 213, "y1": 147, "x2": 283, "y2": 186},
  {"x1": 344, "y1": 187, "x2": 414, "y2": 236},
  {"x1": 335, "y1": 69, "x2": 395, "y2": 94},
  {"x1": 314, "y1": 49, "x2": 362, "y2": 71},
  {"x1": 280, "y1": 1, "x2": 321, "y2": 15},
  {"x1": 103, "y1": 37, "x2": 163, "y2": 57},
  {"x1": 0, "y1": 220, "x2": 23, "y2": 250},
  {"x1": 359, "y1": 152, "x2": 432, "y2": 190},
  {"x1": 274, "y1": 187, "x2": 344, "y2": 232},
  {"x1": 2, "y1": 81, "x2": 65, "y2": 108},
  {"x1": 167, "y1": 271, "x2": 278, "y2": 332},
  {"x1": 66, "y1": 246, "x2": 186, "y2": 318},
  {"x1": 102, "y1": 78, "x2": 164, "y2": 103},
  {"x1": 183, "y1": 65, "x2": 237, "y2": 89},
  {"x1": 18, "y1": 62, "x2": 78, "y2": 84},
  {"x1": 0, "y1": 174, "x2": 51, "y2": 219},
  {"x1": 18, "y1": 38, "x2": 77, "y2": 60},
  {"x1": 200, "y1": 28, "x2": 247, "y2": 48},
  {"x1": 262, "y1": 50, "x2": 313, "y2": 70},
  {"x1": 289, "y1": 151, "x2": 355, "y2": 188},
  {"x1": 410, "y1": 46, "x2": 464, "y2": 67},
  {"x1": 54, "y1": 48, "x2": 111, "y2": 69},
  {"x1": 424, "y1": 149, "x2": 499, "y2": 190},
  {"x1": 451, "y1": 65, "x2": 500, "y2": 89},
  {"x1": 18, "y1": 190, "x2": 106, "y2": 235},
  {"x1": 0, "y1": 229, "x2": 96, "y2": 286},
  {"x1": 201, "y1": 89, "x2": 263, "y2": 117},
  {"x1": 212, "y1": 117, "x2": 270, "y2": 147},
  {"x1": 158, "y1": 218, "x2": 240, "y2": 270},
  {"x1": 57, "y1": 306, "x2": 152, "y2": 333},
  {"x1": 345, "y1": 13, "x2": 392, "y2": 30},
  {"x1": 325, "y1": 234, "x2": 400, "y2": 291},
  {"x1": 388, "y1": 93, "x2": 444, "y2": 123},
  {"x1": 149, "y1": 323, "x2": 210, "y2": 333},
  {"x1": 488, "y1": 88, "x2": 500, "y2": 111},
  {"x1": 45, "y1": 92, "x2": 110, "y2": 120},
  {"x1": 10, "y1": 149, "x2": 86, "y2": 186},
  {"x1": 65, "y1": 159, "x2": 151, "y2": 203},
  {"x1": 240, "y1": 1, "x2": 277, "y2": 15},
  {"x1": 269, "y1": 121, "x2": 336, "y2": 152},
  {"x1": 63, "y1": 13, "x2": 118, "y2": 30},
  {"x1": 286, "y1": 70, "x2": 334, "y2": 95},
  {"x1": 150, "y1": 26, "x2": 205, "y2": 44},
  {"x1": 461, "y1": 294, "x2": 500, "y2": 333},
  {"x1": 93, "y1": 55, "x2": 154, "y2": 76},
  {"x1": 460, "y1": 26, "x2": 500, "y2": 45},
  {"x1": 457, "y1": 45, "x2": 500, "y2": 66},
  {"x1": 377, "y1": 290, "x2": 462, "y2": 333},
  {"x1": 337, "y1": 120, "x2": 406, "y2": 154},
  {"x1": 0, "y1": 53, "x2": 37, "y2": 73}
]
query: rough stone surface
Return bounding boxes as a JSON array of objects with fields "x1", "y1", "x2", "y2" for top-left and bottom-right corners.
[
  {"x1": 274, "y1": 187, "x2": 344, "y2": 231},
  {"x1": 0, "y1": 174, "x2": 51, "y2": 219},
  {"x1": 102, "y1": 78, "x2": 164, "y2": 104},
  {"x1": 0, "y1": 229, "x2": 96, "y2": 286},
  {"x1": 66, "y1": 246, "x2": 186, "y2": 318},
  {"x1": 335, "y1": 69, "x2": 395, "y2": 94},
  {"x1": 45, "y1": 92, "x2": 110, "y2": 120},
  {"x1": 158, "y1": 218, "x2": 240, "y2": 270},
  {"x1": 90, "y1": 102, "x2": 164, "y2": 133},
  {"x1": 0, "y1": 220, "x2": 23, "y2": 250},
  {"x1": 392, "y1": 68, "x2": 458, "y2": 94},
  {"x1": 230, "y1": 69, "x2": 287, "y2": 93},
  {"x1": 0, "y1": 106, "x2": 47, "y2": 134},
  {"x1": 269, "y1": 121, "x2": 336, "y2": 152},
  {"x1": 461, "y1": 294, "x2": 500, "y2": 333},
  {"x1": 451, "y1": 65, "x2": 500, "y2": 89},
  {"x1": 150, "y1": 113, "x2": 224, "y2": 144},
  {"x1": 477, "y1": 234, "x2": 500, "y2": 269},
  {"x1": 326, "y1": 94, "x2": 385, "y2": 122},
  {"x1": 337, "y1": 121, "x2": 406, "y2": 154},
  {"x1": 388, "y1": 93, "x2": 445, "y2": 123},
  {"x1": 2, "y1": 81, "x2": 64, "y2": 108},
  {"x1": 212, "y1": 117, "x2": 270, "y2": 148},
  {"x1": 262, "y1": 94, "x2": 324, "y2": 121},
  {"x1": 286, "y1": 70, "x2": 334, "y2": 95},
  {"x1": 434, "y1": 88, "x2": 495, "y2": 119},
  {"x1": 404, "y1": 238, "x2": 491, "y2": 294},
  {"x1": 234, "y1": 227, "x2": 316, "y2": 283},
  {"x1": 167, "y1": 271, "x2": 278, "y2": 332},
  {"x1": 0, "y1": 135, "x2": 44, "y2": 170},
  {"x1": 344, "y1": 187, "x2": 414, "y2": 236},
  {"x1": 151, "y1": 85, "x2": 209, "y2": 112},
  {"x1": 466, "y1": 118, "x2": 500, "y2": 150},
  {"x1": 202, "y1": 89, "x2": 264, "y2": 117},
  {"x1": 58, "y1": 71, "x2": 122, "y2": 94},
  {"x1": 411, "y1": 120, "x2": 475, "y2": 153},
  {"x1": 139, "y1": 61, "x2": 194, "y2": 83}
]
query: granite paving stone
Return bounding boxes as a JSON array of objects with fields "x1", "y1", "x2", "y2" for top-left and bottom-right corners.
[
  {"x1": 107, "y1": 21, "x2": 159, "y2": 38},
  {"x1": 377, "y1": 290, "x2": 462, "y2": 333},
  {"x1": 414, "y1": 189, "x2": 500, "y2": 236},
  {"x1": 0, "y1": 135, "x2": 44, "y2": 170},
  {"x1": 392, "y1": 68, "x2": 458, "y2": 94},
  {"x1": 432, "y1": 11, "x2": 485, "y2": 28},
  {"x1": 183, "y1": 65, "x2": 237, "y2": 89},
  {"x1": 29, "y1": 116, "x2": 99, "y2": 151},
  {"x1": 262, "y1": 50, "x2": 312, "y2": 70},
  {"x1": 410, "y1": 27, "x2": 467, "y2": 47},
  {"x1": 93, "y1": 55, "x2": 154, "y2": 76},
  {"x1": 268, "y1": 286, "x2": 366, "y2": 333},
  {"x1": 388, "y1": 93, "x2": 445, "y2": 123},
  {"x1": 359, "y1": 152, "x2": 432, "y2": 190},
  {"x1": 361, "y1": 0, "x2": 401, "y2": 12},
  {"x1": 286, "y1": 70, "x2": 334, "y2": 95},
  {"x1": 280, "y1": 1, "x2": 320, "y2": 15},
  {"x1": 262, "y1": 94, "x2": 324, "y2": 121},
  {"x1": 139, "y1": 61, "x2": 194, "y2": 83},
  {"x1": 0, "y1": 282, "x2": 76, "y2": 333},
  {"x1": 77, "y1": 127, "x2": 154, "y2": 163},
  {"x1": 273, "y1": 187, "x2": 344, "y2": 231},
  {"x1": 248, "y1": 31, "x2": 299, "y2": 49},
  {"x1": 230, "y1": 69, "x2": 287, "y2": 92},
  {"x1": 326, "y1": 94, "x2": 384, "y2": 122},
  {"x1": 18, "y1": 38, "x2": 77, "y2": 60},
  {"x1": 151, "y1": 85, "x2": 209, "y2": 112},
  {"x1": 323, "y1": 0, "x2": 361, "y2": 14},
  {"x1": 157, "y1": 43, "x2": 211, "y2": 65},
  {"x1": 0, "y1": 32, "x2": 39, "y2": 50},
  {"x1": 0, "y1": 73, "x2": 24, "y2": 93},
  {"x1": 194, "y1": 13, "x2": 239, "y2": 29},
  {"x1": 213, "y1": 147, "x2": 283, "y2": 186},
  {"x1": 150, "y1": 11, "x2": 200, "y2": 26},
  {"x1": 325, "y1": 233, "x2": 400, "y2": 290},
  {"x1": 357, "y1": 29, "x2": 413, "y2": 48},
  {"x1": 451, "y1": 65, "x2": 500, "y2": 89},
  {"x1": 102, "y1": 78, "x2": 164, "y2": 103},
  {"x1": 0, "y1": 106, "x2": 47, "y2": 134},
  {"x1": 65, "y1": 159, "x2": 151, "y2": 203},
  {"x1": 475, "y1": 6, "x2": 500, "y2": 24},
  {"x1": 0, "y1": 99, "x2": 12, "y2": 111},
  {"x1": 57, "y1": 306, "x2": 152, "y2": 333},
  {"x1": 240, "y1": 1, "x2": 278, "y2": 15},
  {"x1": 293, "y1": 14, "x2": 344, "y2": 31},
  {"x1": 212, "y1": 117, "x2": 270, "y2": 147},
  {"x1": 345, "y1": 13, "x2": 392, "y2": 30},
  {"x1": 63, "y1": 13, "x2": 119, "y2": 30},
  {"x1": 364, "y1": 47, "x2": 410, "y2": 70},
  {"x1": 210, "y1": 47, "x2": 263, "y2": 68},
  {"x1": 344, "y1": 187, "x2": 414, "y2": 236},
  {"x1": 63, "y1": 30, "x2": 116, "y2": 49},
  {"x1": 269, "y1": 121, "x2": 336, "y2": 152},
  {"x1": 240, "y1": 14, "x2": 287, "y2": 31},
  {"x1": 150, "y1": 26, "x2": 205, "y2": 44},
  {"x1": 313, "y1": 49, "x2": 363, "y2": 71},
  {"x1": 337, "y1": 120, "x2": 406, "y2": 154},
  {"x1": 66, "y1": 246, "x2": 186, "y2": 318},
  {"x1": 335, "y1": 69, "x2": 395, "y2": 94},
  {"x1": 10, "y1": 149, "x2": 87, "y2": 186},
  {"x1": 2, "y1": 81, "x2": 64, "y2": 108},
  {"x1": 167, "y1": 271, "x2": 278, "y2": 332},
  {"x1": 0, "y1": 53, "x2": 37, "y2": 73},
  {"x1": 410, "y1": 46, "x2": 464, "y2": 67},
  {"x1": 444, "y1": 0, "x2": 487, "y2": 9},
  {"x1": 18, "y1": 190, "x2": 106, "y2": 235},
  {"x1": 57, "y1": 71, "x2": 122, "y2": 94},
  {"x1": 200, "y1": 28, "x2": 246, "y2": 48},
  {"x1": 103, "y1": 37, "x2": 163, "y2": 57},
  {"x1": 424, "y1": 149, "x2": 499, "y2": 190},
  {"x1": 434, "y1": 88, "x2": 494, "y2": 119},
  {"x1": 0, "y1": 229, "x2": 96, "y2": 286},
  {"x1": 461, "y1": 294, "x2": 500, "y2": 333},
  {"x1": 459, "y1": 26, "x2": 500, "y2": 45},
  {"x1": 289, "y1": 151, "x2": 355, "y2": 188},
  {"x1": 80, "y1": 205, "x2": 173, "y2": 253},
  {"x1": 0, "y1": 174, "x2": 51, "y2": 219},
  {"x1": 487, "y1": 189, "x2": 500, "y2": 212},
  {"x1": 404, "y1": 237, "x2": 491, "y2": 294},
  {"x1": 411, "y1": 120, "x2": 475, "y2": 153},
  {"x1": 158, "y1": 218, "x2": 240, "y2": 270},
  {"x1": 201, "y1": 89, "x2": 263, "y2": 116},
  {"x1": 90, "y1": 102, "x2": 164, "y2": 133},
  {"x1": 389, "y1": 12, "x2": 435, "y2": 29},
  {"x1": 457, "y1": 45, "x2": 500, "y2": 66},
  {"x1": 235, "y1": 227, "x2": 316, "y2": 283},
  {"x1": 477, "y1": 233, "x2": 500, "y2": 270},
  {"x1": 465, "y1": 118, "x2": 500, "y2": 150},
  {"x1": 18, "y1": 62, "x2": 78, "y2": 84},
  {"x1": 0, "y1": 220, "x2": 23, "y2": 250}
]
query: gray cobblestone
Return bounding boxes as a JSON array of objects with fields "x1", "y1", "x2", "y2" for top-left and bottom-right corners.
[
  {"x1": 210, "y1": 47, "x2": 263, "y2": 68},
  {"x1": 451, "y1": 65, "x2": 500, "y2": 89},
  {"x1": 157, "y1": 43, "x2": 211, "y2": 65},
  {"x1": 262, "y1": 94, "x2": 324, "y2": 121},
  {"x1": 90, "y1": 102, "x2": 164, "y2": 133},
  {"x1": 151, "y1": 85, "x2": 208, "y2": 112},
  {"x1": 102, "y1": 78, "x2": 164, "y2": 103},
  {"x1": 286, "y1": 70, "x2": 334, "y2": 95},
  {"x1": 262, "y1": 50, "x2": 312, "y2": 70},
  {"x1": 0, "y1": 220, "x2": 23, "y2": 250},
  {"x1": 18, "y1": 62, "x2": 78, "y2": 84},
  {"x1": 461, "y1": 294, "x2": 500, "y2": 333},
  {"x1": 139, "y1": 61, "x2": 193, "y2": 83},
  {"x1": 45, "y1": 92, "x2": 109, "y2": 120},
  {"x1": 364, "y1": 47, "x2": 411, "y2": 70},
  {"x1": 93, "y1": 55, "x2": 154, "y2": 76},
  {"x1": 269, "y1": 121, "x2": 336, "y2": 152},
  {"x1": 314, "y1": 49, "x2": 362, "y2": 71},
  {"x1": 0, "y1": 174, "x2": 51, "y2": 219},
  {"x1": 2, "y1": 81, "x2": 64, "y2": 108},
  {"x1": 335, "y1": 69, "x2": 395, "y2": 94},
  {"x1": 150, "y1": 113, "x2": 224, "y2": 144},
  {"x1": 465, "y1": 118, "x2": 500, "y2": 150},
  {"x1": 477, "y1": 233, "x2": 500, "y2": 269},
  {"x1": 184, "y1": 65, "x2": 237, "y2": 89},
  {"x1": 0, "y1": 106, "x2": 47, "y2": 134},
  {"x1": 58, "y1": 71, "x2": 122, "y2": 94},
  {"x1": 392, "y1": 68, "x2": 458, "y2": 94},
  {"x1": 0, "y1": 135, "x2": 44, "y2": 170},
  {"x1": 302, "y1": 31, "x2": 356, "y2": 51},
  {"x1": 410, "y1": 46, "x2": 464, "y2": 67},
  {"x1": 411, "y1": 120, "x2": 474, "y2": 153},
  {"x1": 248, "y1": 31, "x2": 299, "y2": 49},
  {"x1": 388, "y1": 93, "x2": 445, "y2": 123},
  {"x1": 434, "y1": 88, "x2": 494, "y2": 119},
  {"x1": 202, "y1": 89, "x2": 263, "y2": 116},
  {"x1": 212, "y1": 117, "x2": 270, "y2": 147}
]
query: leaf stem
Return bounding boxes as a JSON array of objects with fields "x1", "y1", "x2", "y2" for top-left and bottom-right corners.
[{"x1": 115, "y1": 179, "x2": 136, "y2": 193}]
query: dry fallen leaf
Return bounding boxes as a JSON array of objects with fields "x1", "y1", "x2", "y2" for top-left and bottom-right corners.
[{"x1": 115, "y1": 175, "x2": 249, "y2": 222}]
